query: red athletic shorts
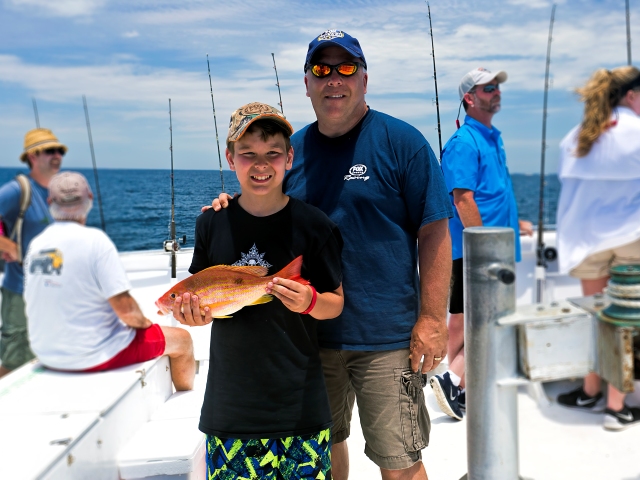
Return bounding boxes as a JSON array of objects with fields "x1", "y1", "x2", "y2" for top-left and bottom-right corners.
[{"x1": 82, "y1": 324, "x2": 166, "y2": 372}]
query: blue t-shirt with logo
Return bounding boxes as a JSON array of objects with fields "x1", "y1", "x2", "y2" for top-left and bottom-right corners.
[
  {"x1": 0, "y1": 177, "x2": 53, "y2": 294},
  {"x1": 441, "y1": 115, "x2": 521, "y2": 262},
  {"x1": 285, "y1": 108, "x2": 452, "y2": 350}
]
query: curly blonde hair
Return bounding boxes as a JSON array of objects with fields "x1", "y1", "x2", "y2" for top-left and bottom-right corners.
[{"x1": 576, "y1": 66, "x2": 640, "y2": 157}]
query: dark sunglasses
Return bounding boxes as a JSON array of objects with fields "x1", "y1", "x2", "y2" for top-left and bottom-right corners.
[
  {"x1": 306, "y1": 62, "x2": 364, "y2": 78},
  {"x1": 43, "y1": 147, "x2": 65, "y2": 156},
  {"x1": 471, "y1": 84, "x2": 500, "y2": 94}
]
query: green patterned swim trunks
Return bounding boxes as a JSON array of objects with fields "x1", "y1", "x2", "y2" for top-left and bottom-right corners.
[{"x1": 206, "y1": 428, "x2": 331, "y2": 479}]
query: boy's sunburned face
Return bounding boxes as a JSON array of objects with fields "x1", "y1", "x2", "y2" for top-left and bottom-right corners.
[{"x1": 226, "y1": 130, "x2": 293, "y2": 197}]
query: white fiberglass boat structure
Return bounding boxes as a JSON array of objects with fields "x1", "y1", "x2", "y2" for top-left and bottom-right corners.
[{"x1": 0, "y1": 231, "x2": 639, "y2": 480}]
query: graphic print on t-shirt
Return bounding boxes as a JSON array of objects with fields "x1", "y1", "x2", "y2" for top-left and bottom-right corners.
[
  {"x1": 343, "y1": 163, "x2": 370, "y2": 182},
  {"x1": 232, "y1": 244, "x2": 272, "y2": 268},
  {"x1": 28, "y1": 248, "x2": 63, "y2": 275}
]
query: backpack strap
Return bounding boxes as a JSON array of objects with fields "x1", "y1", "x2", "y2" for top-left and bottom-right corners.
[{"x1": 9, "y1": 174, "x2": 32, "y2": 264}]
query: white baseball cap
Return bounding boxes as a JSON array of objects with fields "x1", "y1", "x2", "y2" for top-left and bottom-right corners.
[{"x1": 459, "y1": 67, "x2": 508, "y2": 100}]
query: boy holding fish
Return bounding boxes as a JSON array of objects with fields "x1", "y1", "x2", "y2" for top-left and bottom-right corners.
[{"x1": 164, "y1": 102, "x2": 344, "y2": 479}]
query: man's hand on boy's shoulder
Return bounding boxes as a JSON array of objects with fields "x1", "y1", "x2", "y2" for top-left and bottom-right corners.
[
  {"x1": 201, "y1": 193, "x2": 235, "y2": 213},
  {"x1": 172, "y1": 292, "x2": 213, "y2": 327}
]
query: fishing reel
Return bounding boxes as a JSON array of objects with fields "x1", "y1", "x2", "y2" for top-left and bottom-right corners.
[{"x1": 163, "y1": 235, "x2": 187, "y2": 252}]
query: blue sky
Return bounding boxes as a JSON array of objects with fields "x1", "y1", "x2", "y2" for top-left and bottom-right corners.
[{"x1": 0, "y1": 0, "x2": 637, "y2": 173}]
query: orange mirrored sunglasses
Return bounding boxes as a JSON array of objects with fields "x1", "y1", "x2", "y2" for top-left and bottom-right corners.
[{"x1": 306, "y1": 62, "x2": 365, "y2": 78}]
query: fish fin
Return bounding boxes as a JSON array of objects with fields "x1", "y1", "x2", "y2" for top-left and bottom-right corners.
[
  {"x1": 248, "y1": 294, "x2": 273, "y2": 306},
  {"x1": 201, "y1": 264, "x2": 269, "y2": 277},
  {"x1": 213, "y1": 315, "x2": 233, "y2": 319},
  {"x1": 273, "y1": 256, "x2": 310, "y2": 285}
]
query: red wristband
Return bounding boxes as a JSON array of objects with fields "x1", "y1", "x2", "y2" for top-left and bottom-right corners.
[{"x1": 301, "y1": 285, "x2": 317, "y2": 315}]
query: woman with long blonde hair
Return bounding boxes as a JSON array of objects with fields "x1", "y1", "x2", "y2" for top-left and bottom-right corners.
[{"x1": 556, "y1": 65, "x2": 640, "y2": 431}]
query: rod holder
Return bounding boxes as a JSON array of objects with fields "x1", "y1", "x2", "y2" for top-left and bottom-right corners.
[{"x1": 463, "y1": 227, "x2": 520, "y2": 480}]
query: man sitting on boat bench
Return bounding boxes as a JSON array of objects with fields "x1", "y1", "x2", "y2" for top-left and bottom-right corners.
[{"x1": 22, "y1": 172, "x2": 195, "y2": 391}]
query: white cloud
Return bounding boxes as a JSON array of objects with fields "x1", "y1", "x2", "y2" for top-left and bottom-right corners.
[
  {"x1": 5, "y1": 0, "x2": 105, "y2": 17},
  {"x1": 0, "y1": 0, "x2": 638, "y2": 172}
]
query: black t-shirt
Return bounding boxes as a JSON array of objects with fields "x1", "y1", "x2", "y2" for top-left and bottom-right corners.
[{"x1": 191, "y1": 197, "x2": 343, "y2": 439}]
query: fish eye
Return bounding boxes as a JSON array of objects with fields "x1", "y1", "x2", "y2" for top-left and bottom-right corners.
[{"x1": 170, "y1": 293, "x2": 176, "y2": 299}]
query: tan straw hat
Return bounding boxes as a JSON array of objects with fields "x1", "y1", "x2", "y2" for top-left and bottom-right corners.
[{"x1": 20, "y1": 128, "x2": 68, "y2": 162}]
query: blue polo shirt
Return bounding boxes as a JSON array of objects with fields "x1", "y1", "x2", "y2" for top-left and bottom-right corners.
[{"x1": 441, "y1": 115, "x2": 521, "y2": 261}]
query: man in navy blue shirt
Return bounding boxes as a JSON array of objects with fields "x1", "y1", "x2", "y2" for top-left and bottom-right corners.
[
  {"x1": 211, "y1": 31, "x2": 452, "y2": 480},
  {"x1": 433, "y1": 68, "x2": 533, "y2": 420}
]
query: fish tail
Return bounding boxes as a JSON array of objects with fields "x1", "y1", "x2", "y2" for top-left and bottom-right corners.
[{"x1": 274, "y1": 255, "x2": 310, "y2": 285}]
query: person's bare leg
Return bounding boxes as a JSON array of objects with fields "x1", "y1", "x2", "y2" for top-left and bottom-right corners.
[
  {"x1": 160, "y1": 326, "x2": 195, "y2": 391},
  {"x1": 381, "y1": 461, "x2": 428, "y2": 480},
  {"x1": 607, "y1": 384, "x2": 626, "y2": 411},
  {"x1": 0, "y1": 366, "x2": 12, "y2": 379},
  {"x1": 449, "y1": 349, "x2": 465, "y2": 389},
  {"x1": 447, "y1": 313, "x2": 464, "y2": 362},
  {"x1": 331, "y1": 440, "x2": 349, "y2": 480},
  {"x1": 580, "y1": 278, "x2": 609, "y2": 396}
]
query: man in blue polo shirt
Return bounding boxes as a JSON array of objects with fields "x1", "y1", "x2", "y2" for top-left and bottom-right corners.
[{"x1": 432, "y1": 68, "x2": 533, "y2": 420}]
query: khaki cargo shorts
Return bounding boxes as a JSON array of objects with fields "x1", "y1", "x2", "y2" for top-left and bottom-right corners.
[
  {"x1": 319, "y1": 348, "x2": 430, "y2": 471},
  {"x1": 570, "y1": 239, "x2": 640, "y2": 280},
  {"x1": 1, "y1": 288, "x2": 35, "y2": 371}
]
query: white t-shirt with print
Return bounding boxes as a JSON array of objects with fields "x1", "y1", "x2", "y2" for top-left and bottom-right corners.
[{"x1": 24, "y1": 221, "x2": 136, "y2": 370}]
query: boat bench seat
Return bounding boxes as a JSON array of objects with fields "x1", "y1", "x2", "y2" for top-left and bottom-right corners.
[
  {"x1": 0, "y1": 356, "x2": 173, "y2": 479},
  {"x1": 118, "y1": 389, "x2": 206, "y2": 480}
]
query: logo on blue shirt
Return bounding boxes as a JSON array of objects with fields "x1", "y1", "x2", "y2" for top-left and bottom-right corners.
[{"x1": 344, "y1": 164, "x2": 369, "y2": 182}]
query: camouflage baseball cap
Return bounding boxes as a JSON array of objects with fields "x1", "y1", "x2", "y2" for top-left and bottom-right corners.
[{"x1": 227, "y1": 102, "x2": 293, "y2": 143}]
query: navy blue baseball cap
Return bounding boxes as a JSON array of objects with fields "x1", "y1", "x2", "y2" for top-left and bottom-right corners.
[{"x1": 304, "y1": 30, "x2": 367, "y2": 72}]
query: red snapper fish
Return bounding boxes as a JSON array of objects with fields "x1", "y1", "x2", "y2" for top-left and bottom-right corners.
[{"x1": 155, "y1": 256, "x2": 309, "y2": 318}]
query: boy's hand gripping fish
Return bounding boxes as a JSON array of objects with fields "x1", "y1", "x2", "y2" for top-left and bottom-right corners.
[{"x1": 155, "y1": 255, "x2": 309, "y2": 318}]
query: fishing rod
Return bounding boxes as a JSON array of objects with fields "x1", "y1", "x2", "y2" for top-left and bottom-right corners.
[
  {"x1": 427, "y1": 2, "x2": 443, "y2": 159},
  {"x1": 626, "y1": 0, "x2": 632, "y2": 65},
  {"x1": 271, "y1": 53, "x2": 285, "y2": 115},
  {"x1": 536, "y1": 4, "x2": 557, "y2": 304},
  {"x1": 32, "y1": 98, "x2": 40, "y2": 128},
  {"x1": 206, "y1": 54, "x2": 225, "y2": 193},
  {"x1": 168, "y1": 99, "x2": 177, "y2": 279},
  {"x1": 82, "y1": 95, "x2": 107, "y2": 233}
]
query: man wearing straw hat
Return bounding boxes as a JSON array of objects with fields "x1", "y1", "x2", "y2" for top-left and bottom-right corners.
[{"x1": 0, "y1": 128, "x2": 65, "y2": 377}]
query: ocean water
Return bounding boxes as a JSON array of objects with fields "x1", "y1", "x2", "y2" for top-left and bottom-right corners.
[{"x1": 0, "y1": 167, "x2": 559, "y2": 252}]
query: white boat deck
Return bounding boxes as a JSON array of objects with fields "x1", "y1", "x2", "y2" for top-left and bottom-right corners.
[{"x1": 1, "y1": 233, "x2": 639, "y2": 479}]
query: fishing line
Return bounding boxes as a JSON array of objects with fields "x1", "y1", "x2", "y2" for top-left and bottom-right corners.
[{"x1": 206, "y1": 54, "x2": 226, "y2": 193}]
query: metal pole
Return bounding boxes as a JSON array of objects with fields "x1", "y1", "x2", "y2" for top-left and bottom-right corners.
[{"x1": 463, "y1": 226, "x2": 519, "y2": 480}]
